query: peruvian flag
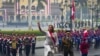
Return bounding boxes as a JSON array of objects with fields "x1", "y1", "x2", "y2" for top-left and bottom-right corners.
[{"x1": 70, "y1": 0, "x2": 75, "y2": 20}]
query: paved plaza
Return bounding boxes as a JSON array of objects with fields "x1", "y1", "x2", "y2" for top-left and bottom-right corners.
[{"x1": 0, "y1": 41, "x2": 100, "y2": 56}]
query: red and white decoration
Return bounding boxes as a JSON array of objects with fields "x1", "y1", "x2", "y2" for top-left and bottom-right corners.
[{"x1": 70, "y1": 0, "x2": 75, "y2": 20}]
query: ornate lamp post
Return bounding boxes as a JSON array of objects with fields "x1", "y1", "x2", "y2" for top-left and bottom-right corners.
[
  {"x1": 59, "y1": 1, "x2": 64, "y2": 29},
  {"x1": 95, "y1": 4, "x2": 100, "y2": 27},
  {"x1": 28, "y1": 0, "x2": 32, "y2": 30}
]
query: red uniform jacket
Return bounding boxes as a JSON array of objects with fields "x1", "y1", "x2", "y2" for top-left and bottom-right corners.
[{"x1": 80, "y1": 42, "x2": 89, "y2": 54}]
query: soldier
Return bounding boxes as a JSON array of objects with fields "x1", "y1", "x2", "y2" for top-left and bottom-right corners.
[
  {"x1": 62, "y1": 30, "x2": 74, "y2": 56},
  {"x1": 2, "y1": 35, "x2": 7, "y2": 55},
  {"x1": 0, "y1": 33, "x2": 2, "y2": 54},
  {"x1": 31, "y1": 34, "x2": 36, "y2": 55},
  {"x1": 23, "y1": 35, "x2": 31, "y2": 56},
  {"x1": 6, "y1": 35, "x2": 11, "y2": 56},
  {"x1": 18, "y1": 35, "x2": 23, "y2": 55},
  {"x1": 11, "y1": 37, "x2": 18, "y2": 56},
  {"x1": 57, "y1": 29, "x2": 65, "y2": 52}
]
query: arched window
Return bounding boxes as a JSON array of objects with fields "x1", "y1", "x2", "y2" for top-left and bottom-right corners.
[
  {"x1": 21, "y1": 5, "x2": 25, "y2": 9},
  {"x1": 31, "y1": 6, "x2": 35, "y2": 10}
]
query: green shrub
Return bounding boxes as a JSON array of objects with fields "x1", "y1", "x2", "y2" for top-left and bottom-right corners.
[{"x1": 0, "y1": 30, "x2": 45, "y2": 36}]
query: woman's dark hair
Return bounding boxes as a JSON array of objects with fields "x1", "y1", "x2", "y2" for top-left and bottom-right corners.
[{"x1": 48, "y1": 25, "x2": 54, "y2": 32}]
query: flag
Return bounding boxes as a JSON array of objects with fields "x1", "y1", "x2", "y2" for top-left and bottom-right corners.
[
  {"x1": 15, "y1": 0, "x2": 20, "y2": 14},
  {"x1": 70, "y1": 0, "x2": 75, "y2": 20}
]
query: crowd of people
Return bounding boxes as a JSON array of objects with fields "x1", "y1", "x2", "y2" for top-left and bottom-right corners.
[
  {"x1": 0, "y1": 33, "x2": 36, "y2": 56},
  {"x1": 0, "y1": 22, "x2": 100, "y2": 56},
  {"x1": 57, "y1": 28, "x2": 100, "y2": 56}
]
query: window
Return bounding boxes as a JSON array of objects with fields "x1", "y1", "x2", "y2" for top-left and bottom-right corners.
[
  {"x1": 56, "y1": 15, "x2": 59, "y2": 19},
  {"x1": 21, "y1": 5, "x2": 25, "y2": 9},
  {"x1": 0, "y1": 16, "x2": 3, "y2": 21},
  {"x1": 52, "y1": 16, "x2": 55, "y2": 20},
  {"x1": 16, "y1": 14, "x2": 21, "y2": 21},
  {"x1": 47, "y1": 16, "x2": 50, "y2": 19},
  {"x1": 10, "y1": 15, "x2": 14, "y2": 22},
  {"x1": 22, "y1": 16, "x2": 25, "y2": 19},
  {"x1": 47, "y1": 16, "x2": 50, "y2": 21},
  {"x1": 32, "y1": 16, "x2": 35, "y2": 20},
  {"x1": 42, "y1": 16, "x2": 45, "y2": 21},
  {"x1": 37, "y1": 16, "x2": 40, "y2": 20},
  {"x1": 21, "y1": 16, "x2": 27, "y2": 22}
]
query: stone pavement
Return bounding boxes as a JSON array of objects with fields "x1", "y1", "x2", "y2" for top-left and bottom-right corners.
[
  {"x1": 35, "y1": 40, "x2": 100, "y2": 56},
  {"x1": 0, "y1": 41, "x2": 100, "y2": 56},
  {"x1": 34, "y1": 48, "x2": 100, "y2": 56}
]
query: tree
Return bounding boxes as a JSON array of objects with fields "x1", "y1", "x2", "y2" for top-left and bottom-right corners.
[{"x1": 32, "y1": 0, "x2": 47, "y2": 12}]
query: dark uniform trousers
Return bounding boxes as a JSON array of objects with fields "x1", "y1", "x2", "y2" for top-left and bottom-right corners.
[
  {"x1": 25, "y1": 45, "x2": 31, "y2": 56},
  {"x1": 0, "y1": 42, "x2": 2, "y2": 54},
  {"x1": 32, "y1": 43, "x2": 35, "y2": 54},
  {"x1": 62, "y1": 38, "x2": 74, "y2": 56},
  {"x1": 11, "y1": 49, "x2": 17, "y2": 56},
  {"x1": 19, "y1": 44, "x2": 23, "y2": 55},
  {"x1": 63, "y1": 46, "x2": 74, "y2": 56}
]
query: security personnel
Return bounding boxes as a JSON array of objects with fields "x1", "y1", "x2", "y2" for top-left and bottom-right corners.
[
  {"x1": 18, "y1": 36, "x2": 23, "y2": 55},
  {"x1": 62, "y1": 30, "x2": 73, "y2": 56},
  {"x1": 24, "y1": 36, "x2": 31, "y2": 56},
  {"x1": 2, "y1": 37, "x2": 7, "y2": 55},
  {"x1": 6, "y1": 36, "x2": 11, "y2": 56},
  {"x1": 31, "y1": 34, "x2": 36, "y2": 54},
  {"x1": 11, "y1": 37, "x2": 18, "y2": 56},
  {"x1": 0, "y1": 37, "x2": 2, "y2": 54}
]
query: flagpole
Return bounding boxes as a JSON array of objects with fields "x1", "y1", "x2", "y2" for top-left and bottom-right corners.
[
  {"x1": 70, "y1": 0, "x2": 72, "y2": 31},
  {"x1": 28, "y1": 0, "x2": 32, "y2": 30}
]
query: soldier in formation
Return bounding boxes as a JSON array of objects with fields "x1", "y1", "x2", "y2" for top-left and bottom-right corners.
[{"x1": 0, "y1": 33, "x2": 36, "y2": 56}]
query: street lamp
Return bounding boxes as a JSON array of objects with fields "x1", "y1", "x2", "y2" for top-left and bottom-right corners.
[
  {"x1": 59, "y1": 1, "x2": 64, "y2": 29},
  {"x1": 88, "y1": 6, "x2": 94, "y2": 29},
  {"x1": 95, "y1": 4, "x2": 100, "y2": 27},
  {"x1": 87, "y1": 0, "x2": 97, "y2": 29},
  {"x1": 28, "y1": 0, "x2": 32, "y2": 30}
]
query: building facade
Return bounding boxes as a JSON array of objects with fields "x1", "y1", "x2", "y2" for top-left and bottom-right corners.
[{"x1": 0, "y1": 0, "x2": 99, "y2": 29}]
